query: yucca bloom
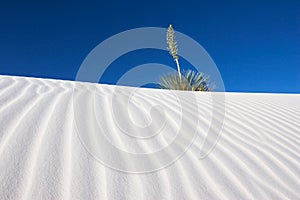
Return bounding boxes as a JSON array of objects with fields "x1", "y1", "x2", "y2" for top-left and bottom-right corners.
[{"x1": 167, "y1": 24, "x2": 181, "y2": 80}]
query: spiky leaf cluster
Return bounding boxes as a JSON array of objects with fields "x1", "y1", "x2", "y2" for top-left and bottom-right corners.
[
  {"x1": 158, "y1": 70, "x2": 211, "y2": 91},
  {"x1": 167, "y1": 25, "x2": 179, "y2": 60}
]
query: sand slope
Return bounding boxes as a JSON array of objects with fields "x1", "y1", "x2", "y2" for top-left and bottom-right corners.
[{"x1": 0, "y1": 75, "x2": 299, "y2": 200}]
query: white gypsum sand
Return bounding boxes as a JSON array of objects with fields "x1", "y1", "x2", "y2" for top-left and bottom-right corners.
[{"x1": 0, "y1": 75, "x2": 299, "y2": 200}]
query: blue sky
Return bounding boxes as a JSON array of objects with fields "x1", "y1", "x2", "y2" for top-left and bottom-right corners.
[{"x1": 0, "y1": 0, "x2": 299, "y2": 93}]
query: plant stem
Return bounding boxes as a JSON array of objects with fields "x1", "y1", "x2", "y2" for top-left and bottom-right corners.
[{"x1": 175, "y1": 58, "x2": 182, "y2": 80}]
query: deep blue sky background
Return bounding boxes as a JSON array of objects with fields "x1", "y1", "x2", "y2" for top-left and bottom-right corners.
[{"x1": 0, "y1": 0, "x2": 299, "y2": 93}]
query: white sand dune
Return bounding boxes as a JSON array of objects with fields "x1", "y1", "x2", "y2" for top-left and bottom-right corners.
[{"x1": 0, "y1": 75, "x2": 299, "y2": 200}]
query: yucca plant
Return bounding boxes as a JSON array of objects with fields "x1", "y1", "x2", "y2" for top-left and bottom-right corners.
[
  {"x1": 159, "y1": 70, "x2": 211, "y2": 91},
  {"x1": 158, "y1": 24, "x2": 213, "y2": 91}
]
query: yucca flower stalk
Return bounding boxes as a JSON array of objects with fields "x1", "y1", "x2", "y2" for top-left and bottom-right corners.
[{"x1": 167, "y1": 24, "x2": 182, "y2": 80}]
